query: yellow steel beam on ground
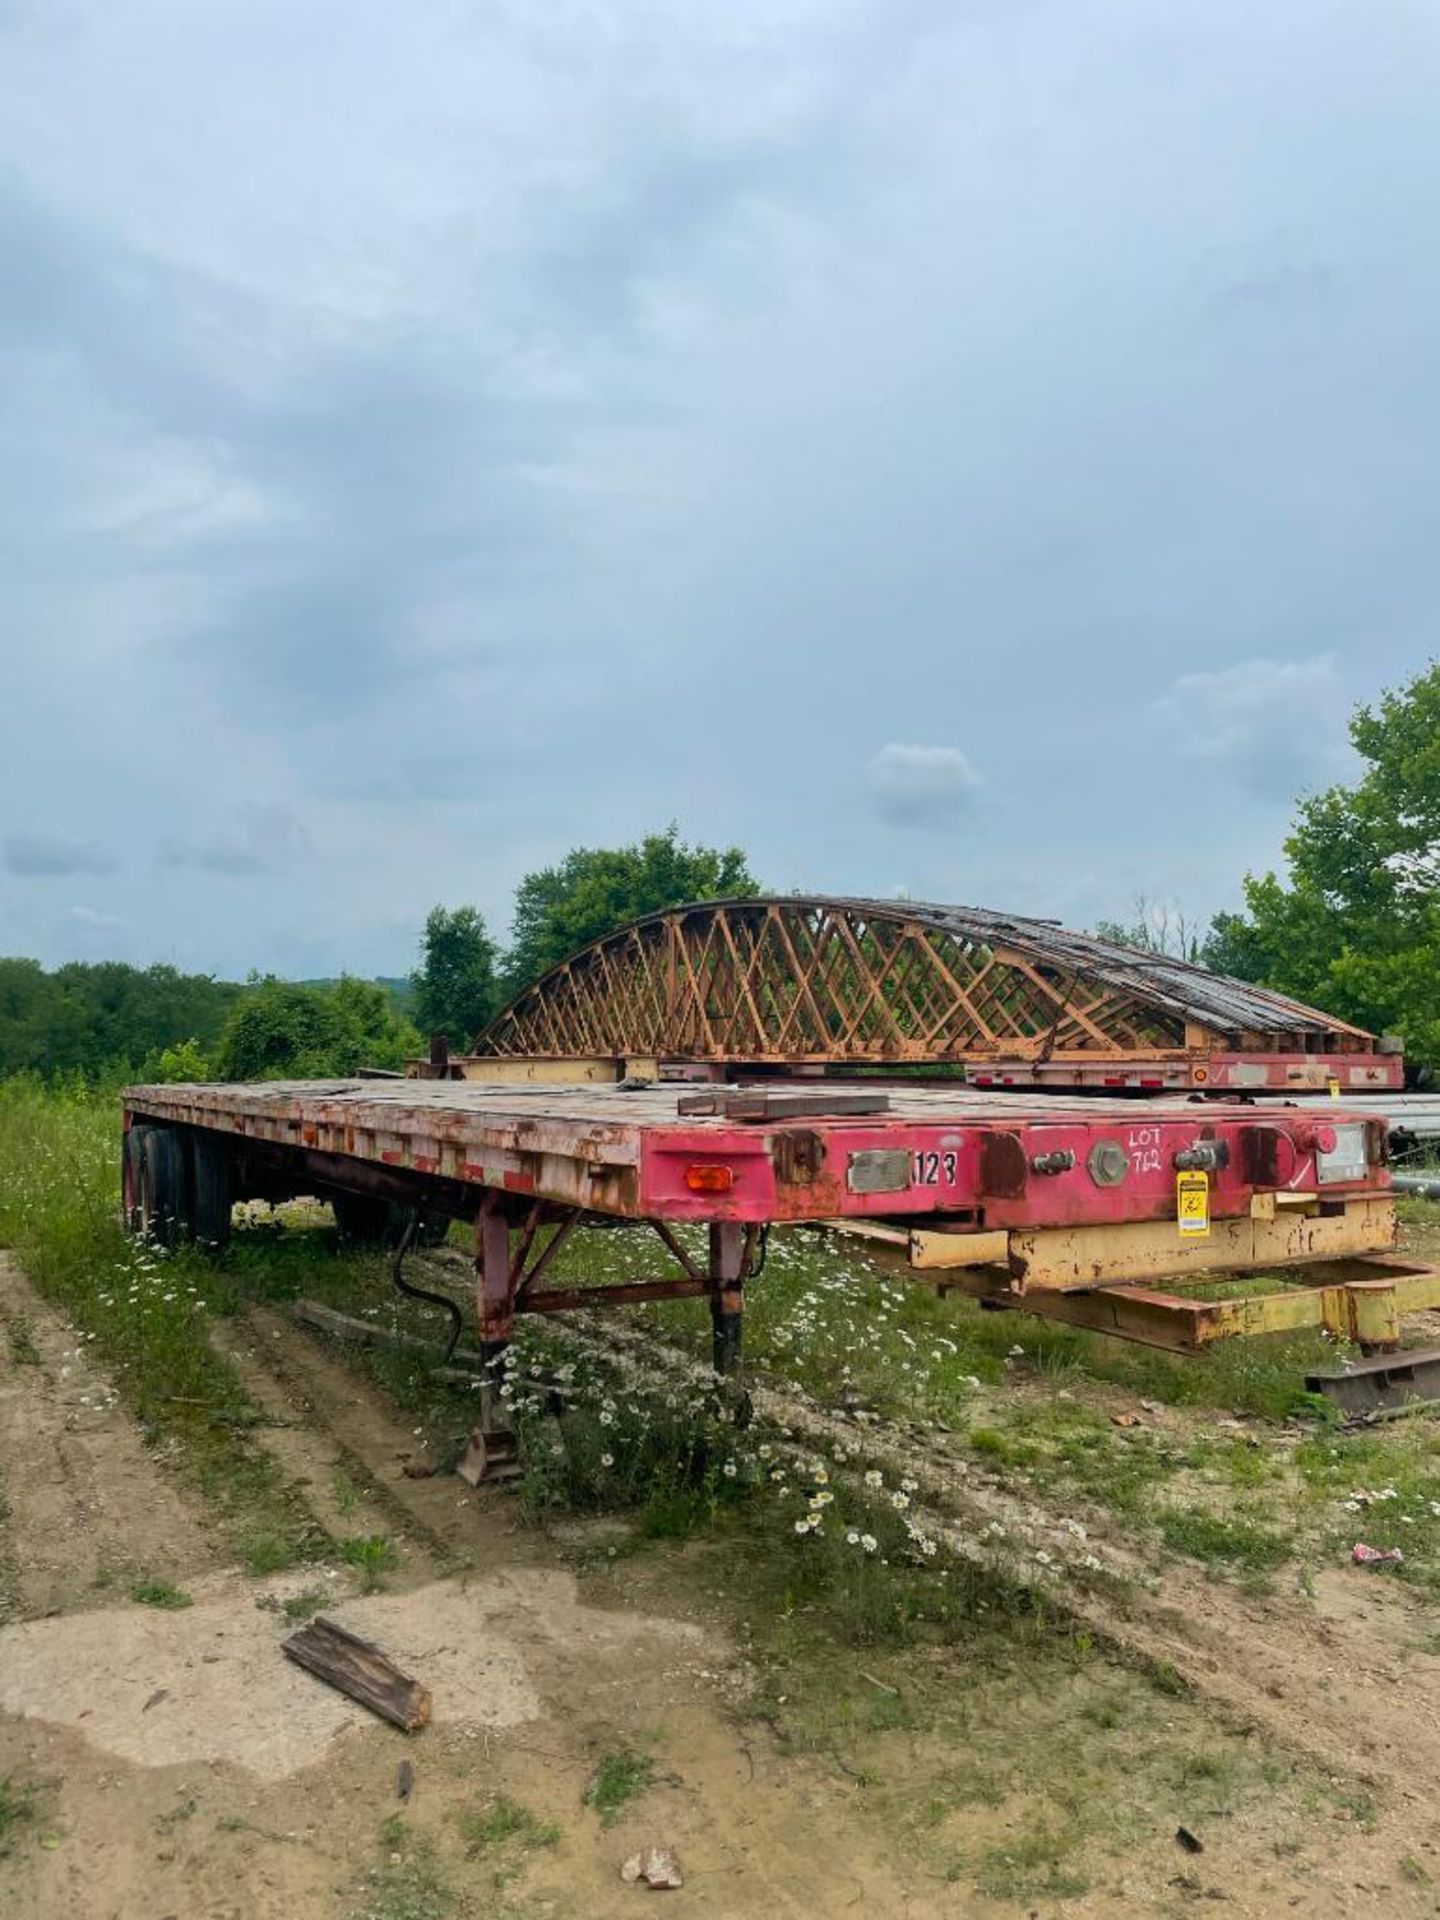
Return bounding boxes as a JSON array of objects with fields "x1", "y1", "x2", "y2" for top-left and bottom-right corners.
[
  {"x1": 923, "y1": 1257, "x2": 1440, "y2": 1354},
  {"x1": 993, "y1": 1196, "x2": 1395, "y2": 1292},
  {"x1": 905, "y1": 1227, "x2": 1010, "y2": 1269}
]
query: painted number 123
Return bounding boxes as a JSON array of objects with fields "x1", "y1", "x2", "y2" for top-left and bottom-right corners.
[{"x1": 913, "y1": 1150, "x2": 958, "y2": 1186}]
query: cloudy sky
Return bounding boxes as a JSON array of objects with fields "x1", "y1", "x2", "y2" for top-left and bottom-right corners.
[{"x1": 2, "y1": 2, "x2": 1437, "y2": 980}]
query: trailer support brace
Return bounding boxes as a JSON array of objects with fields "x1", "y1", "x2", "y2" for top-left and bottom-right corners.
[{"x1": 709, "y1": 1222, "x2": 747, "y2": 1379}]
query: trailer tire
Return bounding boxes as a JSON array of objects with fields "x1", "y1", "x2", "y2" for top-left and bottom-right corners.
[
  {"x1": 140, "y1": 1125, "x2": 190, "y2": 1246},
  {"x1": 413, "y1": 1208, "x2": 452, "y2": 1248},
  {"x1": 329, "y1": 1193, "x2": 452, "y2": 1247},
  {"x1": 190, "y1": 1132, "x2": 234, "y2": 1250},
  {"x1": 122, "y1": 1124, "x2": 150, "y2": 1234},
  {"x1": 331, "y1": 1191, "x2": 393, "y2": 1245}
]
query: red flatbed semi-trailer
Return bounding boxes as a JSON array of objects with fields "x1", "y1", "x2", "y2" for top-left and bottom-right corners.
[
  {"x1": 121, "y1": 1076, "x2": 1432, "y2": 1474},
  {"x1": 122, "y1": 1077, "x2": 1388, "y2": 1229}
]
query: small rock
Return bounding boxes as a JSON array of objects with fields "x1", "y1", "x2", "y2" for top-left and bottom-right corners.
[{"x1": 621, "y1": 1845, "x2": 684, "y2": 1889}]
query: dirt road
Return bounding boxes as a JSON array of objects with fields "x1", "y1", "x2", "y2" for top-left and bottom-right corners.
[
  {"x1": 5, "y1": 1255, "x2": 1440, "y2": 1917},
  {"x1": 0, "y1": 1263, "x2": 981, "y2": 1919}
]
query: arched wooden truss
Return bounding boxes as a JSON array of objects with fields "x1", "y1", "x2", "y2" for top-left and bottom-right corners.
[{"x1": 470, "y1": 897, "x2": 1391, "y2": 1085}]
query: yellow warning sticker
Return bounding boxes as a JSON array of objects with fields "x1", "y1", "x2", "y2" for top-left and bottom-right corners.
[
  {"x1": 1327, "y1": 1075, "x2": 1341, "y2": 1100},
  {"x1": 1176, "y1": 1169, "x2": 1210, "y2": 1237}
]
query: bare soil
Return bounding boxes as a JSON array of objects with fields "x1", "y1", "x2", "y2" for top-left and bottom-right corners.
[
  {"x1": 0, "y1": 1265, "x2": 217, "y2": 1614},
  {"x1": 6, "y1": 1257, "x2": 1440, "y2": 1917}
]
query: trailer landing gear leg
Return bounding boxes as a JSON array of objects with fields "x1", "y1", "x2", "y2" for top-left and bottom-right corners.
[
  {"x1": 457, "y1": 1203, "x2": 522, "y2": 1486},
  {"x1": 709, "y1": 1223, "x2": 753, "y2": 1424}
]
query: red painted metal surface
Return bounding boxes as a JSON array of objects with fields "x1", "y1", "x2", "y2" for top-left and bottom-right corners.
[{"x1": 122, "y1": 1078, "x2": 1390, "y2": 1231}]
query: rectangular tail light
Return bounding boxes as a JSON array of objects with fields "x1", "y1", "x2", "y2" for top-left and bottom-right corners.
[{"x1": 685, "y1": 1164, "x2": 735, "y2": 1194}]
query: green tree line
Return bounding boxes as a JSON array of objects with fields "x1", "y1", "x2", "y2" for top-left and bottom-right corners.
[{"x1": 0, "y1": 960, "x2": 242, "y2": 1078}]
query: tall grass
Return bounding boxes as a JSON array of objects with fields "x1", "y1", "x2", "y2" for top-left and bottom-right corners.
[
  {"x1": 0, "y1": 1076, "x2": 323, "y2": 1562},
  {"x1": 0, "y1": 1076, "x2": 241, "y2": 1414}
]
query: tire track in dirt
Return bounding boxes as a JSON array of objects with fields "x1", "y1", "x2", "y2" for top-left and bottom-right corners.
[
  {"x1": 0, "y1": 1255, "x2": 217, "y2": 1617},
  {"x1": 8, "y1": 1256, "x2": 1434, "y2": 1918},
  {"x1": 211, "y1": 1304, "x2": 546, "y2": 1578}
]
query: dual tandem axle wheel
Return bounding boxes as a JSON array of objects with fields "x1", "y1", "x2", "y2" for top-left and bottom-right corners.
[
  {"x1": 123, "y1": 1122, "x2": 451, "y2": 1253},
  {"x1": 123, "y1": 1122, "x2": 233, "y2": 1248}
]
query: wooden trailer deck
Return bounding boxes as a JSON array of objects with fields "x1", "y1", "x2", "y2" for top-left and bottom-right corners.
[{"x1": 122, "y1": 1075, "x2": 1393, "y2": 1233}]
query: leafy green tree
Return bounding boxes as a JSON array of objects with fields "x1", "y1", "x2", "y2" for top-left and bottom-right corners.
[
  {"x1": 144, "y1": 1037, "x2": 215, "y2": 1082},
  {"x1": 214, "y1": 976, "x2": 421, "y2": 1080},
  {"x1": 327, "y1": 977, "x2": 422, "y2": 1072},
  {"x1": 501, "y1": 826, "x2": 760, "y2": 997},
  {"x1": 412, "y1": 905, "x2": 498, "y2": 1047},
  {"x1": 1202, "y1": 660, "x2": 1440, "y2": 1069}
]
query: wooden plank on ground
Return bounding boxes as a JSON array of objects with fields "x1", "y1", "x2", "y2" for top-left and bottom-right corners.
[
  {"x1": 821, "y1": 1218, "x2": 910, "y2": 1248},
  {"x1": 282, "y1": 1617, "x2": 432, "y2": 1731}
]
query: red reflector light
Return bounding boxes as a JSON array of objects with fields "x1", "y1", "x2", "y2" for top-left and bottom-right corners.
[
  {"x1": 685, "y1": 1164, "x2": 735, "y2": 1194},
  {"x1": 1139, "y1": 1076, "x2": 1163, "y2": 1088},
  {"x1": 1103, "y1": 1076, "x2": 1125, "y2": 1087}
]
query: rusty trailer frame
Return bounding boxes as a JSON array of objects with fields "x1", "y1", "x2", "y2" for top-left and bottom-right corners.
[{"x1": 121, "y1": 1075, "x2": 1429, "y2": 1473}]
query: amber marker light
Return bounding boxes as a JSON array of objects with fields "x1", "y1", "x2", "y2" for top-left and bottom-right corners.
[{"x1": 685, "y1": 1165, "x2": 735, "y2": 1194}]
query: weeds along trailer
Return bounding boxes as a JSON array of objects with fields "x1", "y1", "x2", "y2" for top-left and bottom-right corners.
[{"x1": 121, "y1": 1076, "x2": 1439, "y2": 1476}]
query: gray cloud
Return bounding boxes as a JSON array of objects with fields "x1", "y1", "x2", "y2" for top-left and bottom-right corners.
[
  {"x1": 158, "y1": 804, "x2": 313, "y2": 877},
  {"x1": 67, "y1": 905, "x2": 124, "y2": 931},
  {"x1": 3, "y1": 830, "x2": 117, "y2": 876},
  {"x1": 1156, "y1": 656, "x2": 1352, "y2": 800},
  {"x1": 868, "y1": 745, "x2": 983, "y2": 830},
  {"x1": 0, "y1": 4, "x2": 1436, "y2": 974}
]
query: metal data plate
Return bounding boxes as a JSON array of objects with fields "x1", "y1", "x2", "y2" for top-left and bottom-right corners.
[
  {"x1": 1317, "y1": 1121, "x2": 1368, "y2": 1185},
  {"x1": 847, "y1": 1148, "x2": 912, "y2": 1194}
]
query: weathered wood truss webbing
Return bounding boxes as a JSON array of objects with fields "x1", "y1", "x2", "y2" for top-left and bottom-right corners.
[{"x1": 474, "y1": 897, "x2": 1377, "y2": 1066}]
